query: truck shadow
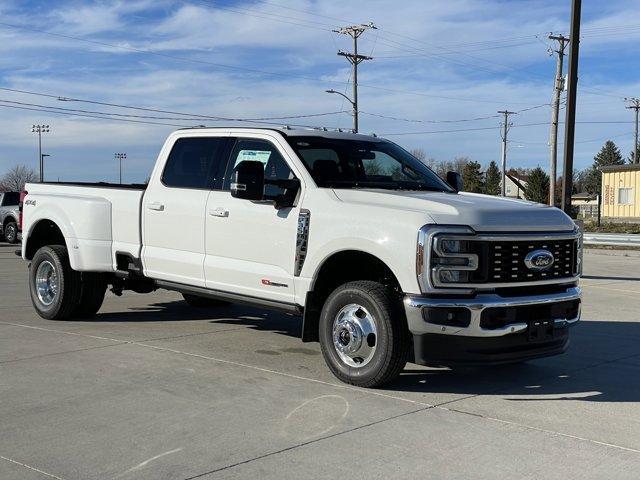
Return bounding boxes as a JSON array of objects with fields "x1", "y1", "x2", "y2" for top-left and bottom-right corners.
[
  {"x1": 95, "y1": 300, "x2": 639, "y2": 404},
  {"x1": 386, "y1": 320, "x2": 640, "y2": 403},
  {"x1": 94, "y1": 301, "x2": 302, "y2": 337}
]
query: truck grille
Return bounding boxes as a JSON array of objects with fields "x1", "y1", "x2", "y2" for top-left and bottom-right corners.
[{"x1": 480, "y1": 238, "x2": 578, "y2": 284}]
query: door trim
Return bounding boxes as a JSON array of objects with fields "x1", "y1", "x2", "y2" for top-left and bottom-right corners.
[{"x1": 155, "y1": 279, "x2": 302, "y2": 314}]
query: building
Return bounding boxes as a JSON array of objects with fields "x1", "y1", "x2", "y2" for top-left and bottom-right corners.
[
  {"x1": 600, "y1": 164, "x2": 640, "y2": 222},
  {"x1": 502, "y1": 173, "x2": 528, "y2": 198},
  {"x1": 572, "y1": 192, "x2": 598, "y2": 219}
]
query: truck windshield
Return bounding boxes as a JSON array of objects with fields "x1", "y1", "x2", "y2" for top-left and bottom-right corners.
[{"x1": 286, "y1": 136, "x2": 452, "y2": 192}]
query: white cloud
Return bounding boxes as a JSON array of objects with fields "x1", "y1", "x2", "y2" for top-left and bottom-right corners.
[{"x1": 0, "y1": 0, "x2": 638, "y2": 182}]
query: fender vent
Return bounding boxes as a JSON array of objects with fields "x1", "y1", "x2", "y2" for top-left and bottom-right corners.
[{"x1": 295, "y1": 210, "x2": 310, "y2": 276}]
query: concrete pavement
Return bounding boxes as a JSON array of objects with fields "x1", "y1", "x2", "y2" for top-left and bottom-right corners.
[{"x1": 1, "y1": 243, "x2": 639, "y2": 479}]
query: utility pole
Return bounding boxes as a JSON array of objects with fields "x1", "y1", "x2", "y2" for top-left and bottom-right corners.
[
  {"x1": 626, "y1": 97, "x2": 640, "y2": 163},
  {"x1": 31, "y1": 124, "x2": 50, "y2": 182},
  {"x1": 548, "y1": 34, "x2": 569, "y2": 206},
  {"x1": 561, "y1": 0, "x2": 582, "y2": 215},
  {"x1": 115, "y1": 153, "x2": 126, "y2": 184},
  {"x1": 333, "y1": 23, "x2": 376, "y2": 133},
  {"x1": 498, "y1": 110, "x2": 516, "y2": 197}
]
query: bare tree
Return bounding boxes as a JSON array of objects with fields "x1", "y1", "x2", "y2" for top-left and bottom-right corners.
[
  {"x1": 0, "y1": 165, "x2": 38, "y2": 191},
  {"x1": 409, "y1": 148, "x2": 427, "y2": 161}
]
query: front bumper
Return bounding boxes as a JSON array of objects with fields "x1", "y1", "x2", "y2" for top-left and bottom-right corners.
[{"x1": 404, "y1": 287, "x2": 581, "y2": 366}]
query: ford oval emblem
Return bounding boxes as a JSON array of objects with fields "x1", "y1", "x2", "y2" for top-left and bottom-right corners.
[{"x1": 524, "y1": 249, "x2": 555, "y2": 271}]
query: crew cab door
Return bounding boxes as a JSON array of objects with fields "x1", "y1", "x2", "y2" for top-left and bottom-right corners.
[
  {"x1": 204, "y1": 135, "x2": 303, "y2": 304},
  {"x1": 142, "y1": 135, "x2": 230, "y2": 286}
]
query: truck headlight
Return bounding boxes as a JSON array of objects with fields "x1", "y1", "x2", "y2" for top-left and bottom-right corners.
[{"x1": 431, "y1": 235, "x2": 478, "y2": 286}]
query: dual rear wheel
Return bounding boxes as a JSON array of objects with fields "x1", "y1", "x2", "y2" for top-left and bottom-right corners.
[{"x1": 29, "y1": 245, "x2": 107, "y2": 320}]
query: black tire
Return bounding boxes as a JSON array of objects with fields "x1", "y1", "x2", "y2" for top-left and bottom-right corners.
[
  {"x1": 72, "y1": 272, "x2": 108, "y2": 318},
  {"x1": 182, "y1": 293, "x2": 230, "y2": 308},
  {"x1": 29, "y1": 245, "x2": 82, "y2": 320},
  {"x1": 4, "y1": 221, "x2": 18, "y2": 244},
  {"x1": 319, "y1": 280, "x2": 410, "y2": 388}
]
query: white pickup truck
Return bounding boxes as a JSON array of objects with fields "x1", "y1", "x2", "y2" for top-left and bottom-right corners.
[{"x1": 21, "y1": 127, "x2": 582, "y2": 387}]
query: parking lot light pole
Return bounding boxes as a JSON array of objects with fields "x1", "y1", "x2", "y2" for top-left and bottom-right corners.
[
  {"x1": 115, "y1": 153, "x2": 126, "y2": 184},
  {"x1": 31, "y1": 124, "x2": 50, "y2": 182},
  {"x1": 40, "y1": 154, "x2": 50, "y2": 182}
]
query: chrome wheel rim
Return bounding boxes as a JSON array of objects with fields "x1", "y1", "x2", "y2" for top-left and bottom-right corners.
[
  {"x1": 35, "y1": 260, "x2": 58, "y2": 306},
  {"x1": 332, "y1": 304, "x2": 377, "y2": 368}
]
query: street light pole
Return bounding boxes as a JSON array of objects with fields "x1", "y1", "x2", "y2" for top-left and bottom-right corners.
[
  {"x1": 325, "y1": 89, "x2": 356, "y2": 127},
  {"x1": 31, "y1": 124, "x2": 50, "y2": 182},
  {"x1": 115, "y1": 153, "x2": 127, "y2": 184}
]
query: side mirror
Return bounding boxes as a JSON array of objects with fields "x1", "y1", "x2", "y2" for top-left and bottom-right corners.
[
  {"x1": 446, "y1": 171, "x2": 463, "y2": 192},
  {"x1": 231, "y1": 161, "x2": 265, "y2": 201}
]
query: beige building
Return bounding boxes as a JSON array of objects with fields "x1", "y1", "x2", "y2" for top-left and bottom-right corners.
[
  {"x1": 600, "y1": 164, "x2": 640, "y2": 222},
  {"x1": 572, "y1": 192, "x2": 598, "y2": 219},
  {"x1": 502, "y1": 173, "x2": 528, "y2": 198}
]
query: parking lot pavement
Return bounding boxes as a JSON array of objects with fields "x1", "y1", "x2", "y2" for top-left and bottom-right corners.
[{"x1": 1, "y1": 243, "x2": 639, "y2": 479}]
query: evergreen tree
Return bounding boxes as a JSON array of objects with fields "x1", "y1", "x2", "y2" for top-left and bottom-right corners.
[
  {"x1": 583, "y1": 140, "x2": 625, "y2": 195},
  {"x1": 461, "y1": 160, "x2": 484, "y2": 193},
  {"x1": 485, "y1": 161, "x2": 501, "y2": 195},
  {"x1": 524, "y1": 167, "x2": 549, "y2": 204},
  {"x1": 582, "y1": 167, "x2": 601, "y2": 196},
  {"x1": 594, "y1": 140, "x2": 624, "y2": 167}
]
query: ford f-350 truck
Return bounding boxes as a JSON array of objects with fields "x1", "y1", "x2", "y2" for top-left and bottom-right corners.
[{"x1": 20, "y1": 127, "x2": 582, "y2": 387}]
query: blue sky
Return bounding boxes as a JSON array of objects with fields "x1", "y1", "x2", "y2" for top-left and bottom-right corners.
[{"x1": 1, "y1": 0, "x2": 639, "y2": 183}]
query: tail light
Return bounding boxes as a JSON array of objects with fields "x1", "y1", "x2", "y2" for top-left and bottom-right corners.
[{"x1": 18, "y1": 190, "x2": 27, "y2": 231}]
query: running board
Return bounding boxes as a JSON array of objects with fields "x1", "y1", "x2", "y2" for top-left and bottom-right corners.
[{"x1": 155, "y1": 280, "x2": 303, "y2": 315}]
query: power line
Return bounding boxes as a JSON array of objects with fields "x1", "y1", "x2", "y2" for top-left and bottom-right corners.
[
  {"x1": 0, "y1": 87, "x2": 350, "y2": 121},
  {"x1": 0, "y1": 86, "x2": 555, "y2": 127},
  {"x1": 360, "y1": 111, "x2": 502, "y2": 124},
  {"x1": 0, "y1": 103, "x2": 191, "y2": 127}
]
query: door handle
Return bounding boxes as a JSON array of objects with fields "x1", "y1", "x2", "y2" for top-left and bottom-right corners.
[
  {"x1": 209, "y1": 207, "x2": 229, "y2": 217},
  {"x1": 147, "y1": 202, "x2": 165, "y2": 211}
]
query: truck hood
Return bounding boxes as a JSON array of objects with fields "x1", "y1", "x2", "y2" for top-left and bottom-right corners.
[{"x1": 333, "y1": 189, "x2": 576, "y2": 232}]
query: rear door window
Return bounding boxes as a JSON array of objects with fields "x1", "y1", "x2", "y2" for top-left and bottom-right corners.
[{"x1": 162, "y1": 137, "x2": 229, "y2": 190}]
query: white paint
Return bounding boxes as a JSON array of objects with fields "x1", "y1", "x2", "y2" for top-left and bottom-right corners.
[
  {"x1": 0, "y1": 455, "x2": 66, "y2": 480},
  {"x1": 117, "y1": 448, "x2": 183, "y2": 477}
]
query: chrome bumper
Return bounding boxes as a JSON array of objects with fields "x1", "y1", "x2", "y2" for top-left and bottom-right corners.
[{"x1": 404, "y1": 287, "x2": 581, "y2": 338}]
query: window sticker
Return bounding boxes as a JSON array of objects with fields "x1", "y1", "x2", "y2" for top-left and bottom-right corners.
[{"x1": 235, "y1": 150, "x2": 272, "y2": 167}]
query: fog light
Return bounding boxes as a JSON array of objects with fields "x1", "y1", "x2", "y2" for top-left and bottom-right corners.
[{"x1": 422, "y1": 307, "x2": 471, "y2": 327}]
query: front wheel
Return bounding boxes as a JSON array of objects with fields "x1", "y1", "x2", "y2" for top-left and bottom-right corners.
[
  {"x1": 4, "y1": 222, "x2": 18, "y2": 244},
  {"x1": 29, "y1": 245, "x2": 82, "y2": 320},
  {"x1": 319, "y1": 281, "x2": 410, "y2": 387}
]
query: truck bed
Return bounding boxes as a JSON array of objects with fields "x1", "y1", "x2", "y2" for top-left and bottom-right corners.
[{"x1": 23, "y1": 182, "x2": 146, "y2": 272}]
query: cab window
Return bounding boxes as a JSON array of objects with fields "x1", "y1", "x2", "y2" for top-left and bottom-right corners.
[{"x1": 224, "y1": 138, "x2": 295, "y2": 197}]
